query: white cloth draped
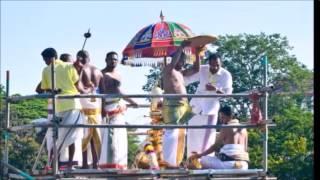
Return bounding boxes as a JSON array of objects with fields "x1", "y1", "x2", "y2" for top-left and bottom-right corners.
[
  {"x1": 56, "y1": 110, "x2": 84, "y2": 164},
  {"x1": 200, "y1": 144, "x2": 248, "y2": 170},
  {"x1": 80, "y1": 97, "x2": 102, "y2": 164},
  {"x1": 187, "y1": 114, "x2": 217, "y2": 157},
  {"x1": 163, "y1": 128, "x2": 186, "y2": 167},
  {"x1": 46, "y1": 99, "x2": 83, "y2": 166},
  {"x1": 98, "y1": 99, "x2": 128, "y2": 169},
  {"x1": 185, "y1": 65, "x2": 233, "y2": 158}
]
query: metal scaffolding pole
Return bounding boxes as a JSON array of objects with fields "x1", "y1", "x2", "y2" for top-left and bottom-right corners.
[
  {"x1": 262, "y1": 55, "x2": 269, "y2": 172},
  {"x1": 2, "y1": 64, "x2": 276, "y2": 178},
  {"x1": 1, "y1": 161, "x2": 33, "y2": 180},
  {"x1": 50, "y1": 60, "x2": 59, "y2": 176},
  {"x1": 3, "y1": 71, "x2": 10, "y2": 178}
]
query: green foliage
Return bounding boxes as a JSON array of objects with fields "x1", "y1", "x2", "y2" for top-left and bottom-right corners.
[
  {"x1": 142, "y1": 68, "x2": 162, "y2": 92},
  {"x1": 128, "y1": 133, "x2": 140, "y2": 167},
  {"x1": 0, "y1": 92, "x2": 48, "y2": 172},
  {"x1": 216, "y1": 33, "x2": 313, "y2": 117},
  {"x1": 9, "y1": 97, "x2": 47, "y2": 126},
  {"x1": 8, "y1": 135, "x2": 45, "y2": 171},
  {"x1": 249, "y1": 102, "x2": 313, "y2": 179},
  {"x1": 217, "y1": 33, "x2": 313, "y2": 179},
  {"x1": 1, "y1": 33, "x2": 313, "y2": 178},
  {"x1": 142, "y1": 33, "x2": 313, "y2": 179}
]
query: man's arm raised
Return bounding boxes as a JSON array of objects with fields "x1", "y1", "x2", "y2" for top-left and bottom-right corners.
[
  {"x1": 167, "y1": 41, "x2": 190, "y2": 71},
  {"x1": 182, "y1": 46, "x2": 205, "y2": 77}
]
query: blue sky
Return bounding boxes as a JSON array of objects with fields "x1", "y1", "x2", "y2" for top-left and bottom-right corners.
[
  {"x1": 1, "y1": 1, "x2": 313, "y2": 95},
  {"x1": 0, "y1": 1, "x2": 313, "y2": 124}
]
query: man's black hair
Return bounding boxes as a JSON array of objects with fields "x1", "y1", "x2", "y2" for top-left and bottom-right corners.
[
  {"x1": 106, "y1": 51, "x2": 118, "y2": 58},
  {"x1": 208, "y1": 53, "x2": 221, "y2": 62},
  {"x1": 77, "y1": 50, "x2": 89, "y2": 58},
  {"x1": 41, "y1": 48, "x2": 57, "y2": 59},
  {"x1": 105, "y1": 51, "x2": 118, "y2": 62},
  {"x1": 219, "y1": 105, "x2": 233, "y2": 117},
  {"x1": 60, "y1": 53, "x2": 71, "y2": 62}
]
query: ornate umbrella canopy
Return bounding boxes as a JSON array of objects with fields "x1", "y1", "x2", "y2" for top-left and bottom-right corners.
[{"x1": 122, "y1": 11, "x2": 196, "y2": 66}]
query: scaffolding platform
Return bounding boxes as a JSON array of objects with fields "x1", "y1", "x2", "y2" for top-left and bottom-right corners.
[
  {"x1": 8, "y1": 169, "x2": 277, "y2": 180},
  {"x1": 2, "y1": 61, "x2": 278, "y2": 180}
]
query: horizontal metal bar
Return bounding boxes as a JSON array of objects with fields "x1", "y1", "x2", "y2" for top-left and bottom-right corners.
[
  {"x1": 59, "y1": 168, "x2": 266, "y2": 176},
  {"x1": 8, "y1": 94, "x2": 52, "y2": 101},
  {"x1": 9, "y1": 122, "x2": 275, "y2": 131},
  {"x1": 7, "y1": 91, "x2": 312, "y2": 102},
  {"x1": 127, "y1": 104, "x2": 150, "y2": 108},
  {"x1": 56, "y1": 93, "x2": 253, "y2": 99},
  {"x1": 28, "y1": 169, "x2": 274, "y2": 179},
  {"x1": 9, "y1": 124, "x2": 34, "y2": 132},
  {"x1": 191, "y1": 169, "x2": 265, "y2": 175},
  {"x1": 8, "y1": 93, "x2": 256, "y2": 102}
]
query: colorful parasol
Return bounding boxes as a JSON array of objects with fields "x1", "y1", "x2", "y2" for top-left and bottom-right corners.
[{"x1": 122, "y1": 11, "x2": 196, "y2": 67}]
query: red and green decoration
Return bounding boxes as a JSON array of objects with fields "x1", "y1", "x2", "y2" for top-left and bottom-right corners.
[{"x1": 122, "y1": 11, "x2": 196, "y2": 66}]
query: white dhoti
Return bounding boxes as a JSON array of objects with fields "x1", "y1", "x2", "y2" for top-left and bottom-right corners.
[
  {"x1": 187, "y1": 114, "x2": 217, "y2": 157},
  {"x1": 98, "y1": 99, "x2": 128, "y2": 169},
  {"x1": 46, "y1": 99, "x2": 54, "y2": 163},
  {"x1": 162, "y1": 99, "x2": 193, "y2": 167},
  {"x1": 59, "y1": 138, "x2": 83, "y2": 168},
  {"x1": 184, "y1": 65, "x2": 233, "y2": 158},
  {"x1": 56, "y1": 109, "x2": 84, "y2": 164},
  {"x1": 163, "y1": 128, "x2": 186, "y2": 167},
  {"x1": 80, "y1": 98, "x2": 102, "y2": 164},
  {"x1": 187, "y1": 90, "x2": 219, "y2": 157},
  {"x1": 200, "y1": 144, "x2": 249, "y2": 170},
  {"x1": 46, "y1": 99, "x2": 81, "y2": 167}
]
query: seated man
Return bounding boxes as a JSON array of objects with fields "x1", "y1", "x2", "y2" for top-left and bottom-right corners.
[{"x1": 190, "y1": 106, "x2": 249, "y2": 169}]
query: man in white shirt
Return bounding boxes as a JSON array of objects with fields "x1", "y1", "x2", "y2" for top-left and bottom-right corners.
[{"x1": 183, "y1": 53, "x2": 233, "y2": 157}]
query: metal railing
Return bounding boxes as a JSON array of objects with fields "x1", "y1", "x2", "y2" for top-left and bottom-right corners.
[
  {"x1": 1, "y1": 55, "x2": 274, "y2": 179},
  {"x1": 2, "y1": 92, "x2": 273, "y2": 179}
]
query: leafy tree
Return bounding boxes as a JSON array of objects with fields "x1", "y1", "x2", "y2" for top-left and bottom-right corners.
[
  {"x1": 216, "y1": 33, "x2": 313, "y2": 118},
  {"x1": 0, "y1": 91, "x2": 48, "y2": 173},
  {"x1": 142, "y1": 33, "x2": 313, "y2": 179},
  {"x1": 249, "y1": 97, "x2": 313, "y2": 179},
  {"x1": 215, "y1": 33, "x2": 313, "y2": 178}
]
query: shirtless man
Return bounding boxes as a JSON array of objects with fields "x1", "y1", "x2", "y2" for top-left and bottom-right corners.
[
  {"x1": 74, "y1": 50, "x2": 103, "y2": 91},
  {"x1": 161, "y1": 41, "x2": 197, "y2": 168},
  {"x1": 98, "y1": 51, "x2": 137, "y2": 169},
  {"x1": 74, "y1": 50, "x2": 103, "y2": 169},
  {"x1": 190, "y1": 106, "x2": 249, "y2": 169}
]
